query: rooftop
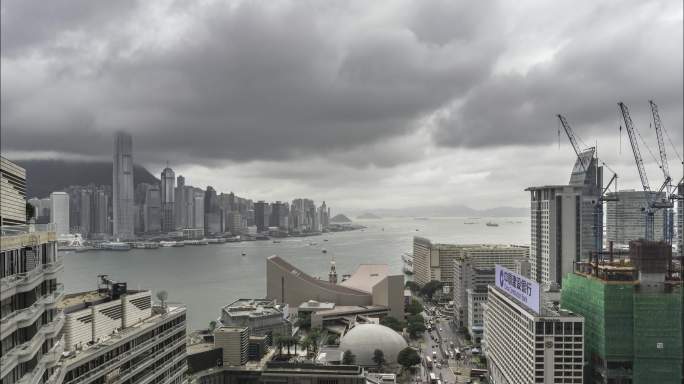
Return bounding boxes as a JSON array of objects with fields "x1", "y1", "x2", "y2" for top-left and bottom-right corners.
[
  {"x1": 339, "y1": 264, "x2": 389, "y2": 293},
  {"x1": 222, "y1": 298, "x2": 286, "y2": 318},
  {"x1": 299, "y1": 300, "x2": 336, "y2": 311},
  {"x1": 58, "y1": 289, "x2": 148, "y2": 313}
]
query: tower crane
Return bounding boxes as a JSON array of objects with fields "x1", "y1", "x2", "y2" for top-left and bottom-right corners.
[
  {"x1": 649, "y1": 100, "x2": 674, "y2": 243},
  {"x1": 618, "y1": 102, "x2": 673, "y2": 241},
  {"x1": 557, "y1": 114, "x2": 617, "y2": 257}
]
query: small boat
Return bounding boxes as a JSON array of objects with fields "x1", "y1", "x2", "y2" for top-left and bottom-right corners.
[
  {"x1": 159, "y1": 241, "x2": 177, "y2": 247},
  {"x1": 323, "y1": 239, "x2": 329, "y2": 242},
  {"x1": 241, "y1": 251, "x2": 246, "y2": 256},
  {"x1": 486, "y1": 222, "x2": 499, "y2": 227},
  {"x1": 273, "y1": 240, "x2": 281, "y2": 244},
  {"x1": 322, "y1": 249, "x2": 327, "y2": 254},
  {"x1": 464, "y1": 222, "x2": 476, "y2": 225}
]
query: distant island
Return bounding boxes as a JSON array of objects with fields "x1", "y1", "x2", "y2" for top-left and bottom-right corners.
[
  {"x1": 357, "y1": 212, "x2": 381, "y2": 219},
  {"x1": 330, "y1": 214, "x2": 352, "y2": 223}
]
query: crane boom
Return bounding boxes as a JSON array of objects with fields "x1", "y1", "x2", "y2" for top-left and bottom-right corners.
[
  {"x1": 649, "y1": 100, "x2": 672, "y2": 189},
  {"x1": 618, "y1": 102, "x2": 651, "y2": 193},
  {"x1": 557, "y1": 114, "x2": 588, "y2": 171}
]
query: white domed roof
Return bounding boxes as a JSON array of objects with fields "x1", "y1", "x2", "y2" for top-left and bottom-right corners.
[{"x1": 338, "y1": 324, "x2": 407, "y2": 366}]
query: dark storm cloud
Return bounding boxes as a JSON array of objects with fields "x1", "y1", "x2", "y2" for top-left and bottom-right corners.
[
  {"x1": 1, "y1": 0, "x2": 502, "y2": 166},
  {"x1": 1, "y1": 0, "x2": 680, "y2": 173}
]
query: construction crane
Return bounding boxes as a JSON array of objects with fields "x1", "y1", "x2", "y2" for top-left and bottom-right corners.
[
  {"x1": 649, "y1": 100, "x2": 674, "y2": 243},
  {"x1": 618, "y1": 102, "x2": 673, "y2": 241},
  {"x1": 557, "y1": 114, "x2": 617, "y2": 257}
]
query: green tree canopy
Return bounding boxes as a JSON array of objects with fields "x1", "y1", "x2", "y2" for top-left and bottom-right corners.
[
  {"x1": 342, "y1": 349, "x2": 356, "y2": 365},
  {"x1": 397, "y1": 347, "x2": 421, "y2": 370},
  {"x1": 380, "y1": 316, "x2": 405, "y2": 332},
  {"x1": 420, "y1": 280, "x2": 443, "y2": 299},
  {"x1": 405, "y1": 281, "x2": 421, "y2": 292},
  {"x1": 405, "y1": 299, "x2": 424, "y2": 315}
]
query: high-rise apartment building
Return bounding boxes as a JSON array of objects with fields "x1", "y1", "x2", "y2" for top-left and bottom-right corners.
[
  {"x1": 606, "y1": 190, "x2": 666, "y2": 246},
  {"x1": 1, "y1": 156, "x2": 27, "y2": 226},
  {"x1": 561, "y1": 241, "x2": 682, "y2": 383},
  {"x1": 204, "y1": 186, "x2": 222, "y2": 235},
  {"x1": 28, "y1": 197, "x2": 52, "y2": 224},
  {"x1": 452, "y1": 244, "x2": 529, "y2": 328},
  {"x1": 58, "y1": 276, "x2": 187, "y2": 384},
  {"x1": 50, "y1": 191, "x2": 70, "y2": 235},
  {"x1": 113, "y1": 132, "x2": 135, "y2": 239},
  {"x1": 193, "y1": 188, "x2": 205, "y2": 230},
  {"x1": 1, "y1": 157, "x2": 66, "y2": 384},
  {"x1": 254, "y1": 201, "x2": 267, "y2": 233},
  {"x1": 174, "y1": 175, "x2": 187, "y2": 229},
  {"x1": 161, "y1": 167, "x2": 176, "y2": 233},
  {"x1": 527, "y1": 149, "x2": 602, "y2": 289},
  {"x1": 527, "y1": 184, "x2": 584, "y2": 288},
  {"x1": 483, "y1": 267, "x2": 584, "y2": 384}
]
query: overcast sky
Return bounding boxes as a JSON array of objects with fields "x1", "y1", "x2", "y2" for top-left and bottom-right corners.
[{"x1": 2, "y1": 0, "x2": 682, "y2": 212}]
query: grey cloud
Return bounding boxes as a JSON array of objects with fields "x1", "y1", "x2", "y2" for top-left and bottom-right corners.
[
  {"x1": 1, "y1": 0, "x2": 503, "y2": 167},
  {"x1": 434, "y1": 0, "x2": 682, "y2": 150}
]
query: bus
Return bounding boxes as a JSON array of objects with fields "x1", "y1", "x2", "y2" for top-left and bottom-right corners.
[
  {"x1": 429, "y1": 373, "x2": 437, "y2": 384},
  {"x1": 425, "y1": 356, "x2": 433, "y2": 369}
]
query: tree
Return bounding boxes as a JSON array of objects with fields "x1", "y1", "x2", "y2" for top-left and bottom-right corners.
[
  {"x1": 300, "y1": 337, "x2": 313, "y2": 356},
  {"x1": 342, "y1": 350, "x2": 356, "y2": 365},
  {"x1": 396, "y1": 347, "x2": 421, "y2": 371},
  {"x1": 208, "y1": 321, "x2": 217, "y2": 332},
  {"x1": 380, "y1": 316, "x2": 405, "y2": 332},
  {"x1": 405, "y1": 281, "x2": 421, "y2": 293},
  {"x1": 309, "y1": 328, "x2": 322, "y2": 355},
  {"x1": 406, "y1": 320, "x2": 426, "y2": 339},
  {"x1": 274, "y1": 334, "x2": 285, "y2": 355},
  {"x1": 420, "y1": 280, "x2": 443, "y2": 299},
  {"x1": 296, "y1": 313, "x2": 311, "y2": 329},
  {"x1": 26, "y1": 203, "x2": 35, "y2": 222},
  {"x1": 372, "y1": 349, "x2": 386, "y2": 369},
  {"x1": 156, "y1": 290, "x2": 168, "y2": 309},
  {"x1": 405, "y1": 299, "x2": 424, "y2": 316}
]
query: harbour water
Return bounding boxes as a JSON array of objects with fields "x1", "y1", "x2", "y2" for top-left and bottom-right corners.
[{"x1": 62, "y1": 216, "x2": 528, "y2": 329}]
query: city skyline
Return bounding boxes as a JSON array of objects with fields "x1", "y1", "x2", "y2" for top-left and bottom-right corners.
[{"x1": 1, "y1": 0, "x2": 681, "y2": 211}]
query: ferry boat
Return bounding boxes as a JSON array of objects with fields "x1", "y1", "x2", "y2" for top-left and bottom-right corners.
[
  {"x1": 241, "y1": 251, "x2": 247, "y2": 256},
  {"x1": 486, "y1": 222, "x2": 499, "y2": 227},
  {"x1": 322, "y1": 249, "x2": 327, "y2": 254},
  {"x1": 159, "y1": 241, "x2": 184, "y2": 247},
  {"x1": 132, "y1": 242, "x2": 159, "y2": 249},
  {"x1": 101, "y1": 241, "x2": 131, "y2": 251},
  {"x1": 184, "y1": 239, "x2": 209, "y2": 246},
  {"x1": 207, "y1": 238, "x2": 227, "y2": 244}
]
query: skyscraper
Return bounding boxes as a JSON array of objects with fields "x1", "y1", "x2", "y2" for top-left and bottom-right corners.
[
  {"x1": 606, "y1": 190, "x2": 666, "y2": 246},
  {"x1": 112, "y1": 132, "x2": 135, "y2": 239},
  {"x1": 254, "y1": 201, "x2": 267, "y2": 233},
  {"x1": 50, "y1": 191, "x2": 70, "y2": 235},
  {"x1": 161, "y1": 167, "x2": 176, "y2": 232}
]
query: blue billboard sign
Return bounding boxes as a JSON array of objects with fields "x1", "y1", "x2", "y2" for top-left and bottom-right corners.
[{"x1": 495, "y1": 265, "x2": 540, "y2": 314}]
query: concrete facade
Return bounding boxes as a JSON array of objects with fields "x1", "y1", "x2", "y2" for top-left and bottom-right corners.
[
  {"x1": 606, "y1": 190, "x2": 666, "y2": 246},
  {"x1": 214, "y1": 326, "x2": 249, "y2": 366},
  {"x1": 0, "y1": 157, "x2": 27, "y2": 226}
]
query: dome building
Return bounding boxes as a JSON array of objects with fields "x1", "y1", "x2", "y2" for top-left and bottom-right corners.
[{"x1": 338, "y1": 324, "x2": 408, "y2": 366}]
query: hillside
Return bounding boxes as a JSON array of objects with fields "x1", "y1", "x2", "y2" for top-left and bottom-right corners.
[
  {"x1": 18, "y1": 159, "x2": 159, "y2": 198},
  {"x1": 330, "y1": 214, "x2": 352, "y2": 223}
]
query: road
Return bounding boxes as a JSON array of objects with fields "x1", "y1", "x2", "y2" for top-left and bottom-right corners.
[{"x1": 413, "y1": 305, "x2": 483, "y2": 384}]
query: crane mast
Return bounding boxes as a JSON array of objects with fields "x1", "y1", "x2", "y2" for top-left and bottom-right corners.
[
  {"x1": 558, "y1": 114, "x2": 589, "y2": 172},
  {"x1": 650, "y1": 100, "x2": 674, "y2": 243}
]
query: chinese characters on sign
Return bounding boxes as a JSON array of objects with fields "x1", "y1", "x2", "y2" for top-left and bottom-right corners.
[{"x1": 495, "y1": 265, "x2": 540, "y2": 314}]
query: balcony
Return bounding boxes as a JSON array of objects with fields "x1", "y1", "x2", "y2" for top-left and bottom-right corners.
[
  {"x1": 16, "y1": 336, "x2": 65, "y2": 384},
  {"x1": 0, "y1": 313, "x2": 66, "y2": 378},
  {"x1": 1, "y1": 256, "x2": 63, "y2": 297},
  {"x1": 1, "y1": 286, "x2": 65, "y2": 339}
]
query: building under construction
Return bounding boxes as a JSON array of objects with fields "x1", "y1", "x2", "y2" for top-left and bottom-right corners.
[{"x1": 561, "y1": 240, "x2": 683, "y2": 384}]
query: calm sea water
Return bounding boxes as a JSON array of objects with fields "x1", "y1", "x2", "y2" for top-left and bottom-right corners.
[{"x1": 62, "y1": 216, "x2": 529, "y2": 329}]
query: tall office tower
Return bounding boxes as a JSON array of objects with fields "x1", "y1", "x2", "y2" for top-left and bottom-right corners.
[
  {"x1": 254, "y1": 201, "x2": 267, "y2": 233},
  {"x1": 484, "y1": 267, "x2": 584, "y2": 384},
  {"x1": 192, "y1": 188, "x2": 205, "y2": 230},
  {"x1": 319, "y1": 201, "x2": 329, "y2": 230},
  {"x1": 78, "y1": 188, "x2": 92, "y2": 237},
  {"x1": 50, "y1": 191, "x2": 70, "y2": 235},
  {"x1": 160, "y1": 167, "x2": 176, "y2": 233},
  {"x1": 92, "y1": 187, "x2": 110, "y2": 236},
  {"x1": 60, "y1": 276, "x2": 187, "y2": 384},
  {"x1": 451, "y1": 244, "x2": 529, "y2": 328},
  {"x1": 174, "y1": 175, "x2": 186, "y2": 228},
  {"x1": 527, "y1": 184, "x2": 584, "y2": 288},
  {"x1": 606, "y1": 190, "x2": 666, "y2": 246},
  {"x1": 226, "y1": 211, "x2": 243, "y2": 235},
  {"x1": 568, "y1": 149, "x2": 602, "y2": 259},
  {"x1": 204, "y1": 186, "x2": 222, "y2": 235},
  {"x1": 1, "y1": 156, "x2": 27, "y2": 225},
  {"x1": 113, "y1": 131, "x2": 135, "y2": 239},
  {"x1": 1, "y1": 158, "x2": 66, "y2": 384},
  {"x1": 562, "y1": 240, "x2": 682, "y2": 383},
  {"x1": 144, "y1": 184, "x2": 162, "y2": 233}
]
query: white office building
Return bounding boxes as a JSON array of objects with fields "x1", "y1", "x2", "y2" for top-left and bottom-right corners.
[
  {"x1": 483, "y1": 267, "x2": 584, "y2": 384},
  {"x1": 49, "y1": 192, "x2": 70, "y2": 235},
  {"x1": 58, "y1": 277, "x2": 187, "y2": 384}
]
